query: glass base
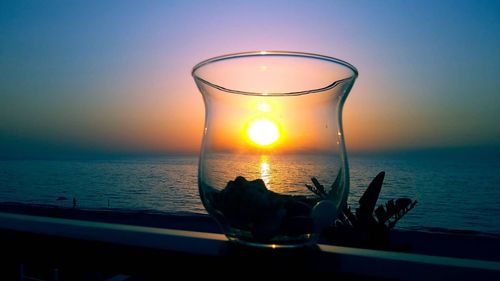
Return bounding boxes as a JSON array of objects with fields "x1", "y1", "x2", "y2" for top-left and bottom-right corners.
[{"x1": 225, "y1": 228, "x2": 317, "y2": 248}]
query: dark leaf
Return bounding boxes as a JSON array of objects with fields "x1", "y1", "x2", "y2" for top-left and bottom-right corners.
[
  {"x1": 311, "y1": 177, "x2": 327, "y2": 197},
  {"x1": 375, "y1": 205, "x2": 388, "y2": 223},
  {"x1": 358, "y1": 171, "x2": 385, "y2": 219},
  {"x1": 328, "y1": 169, "x2": 342, "y2": 199}
]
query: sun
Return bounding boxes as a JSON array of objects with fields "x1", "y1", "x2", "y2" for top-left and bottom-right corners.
[{"x1": 246, "y1": 119, "x2": 280, "y2": 146}]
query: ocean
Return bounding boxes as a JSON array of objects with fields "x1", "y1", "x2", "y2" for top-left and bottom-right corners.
[{"x1": 1, "y1": 153, "x2": 499, "y2": 235}]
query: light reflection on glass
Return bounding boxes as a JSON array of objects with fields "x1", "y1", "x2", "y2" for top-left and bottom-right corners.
[{"x1": 256, "y1": 102, "x2": 271, "y2": 112}]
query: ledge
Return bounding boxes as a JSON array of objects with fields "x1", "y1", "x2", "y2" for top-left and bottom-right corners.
[{"x1": 0, "y1": 212, "x2": 499, "y2": 280}]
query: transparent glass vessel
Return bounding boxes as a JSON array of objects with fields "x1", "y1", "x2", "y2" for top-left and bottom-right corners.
[{"x1": 192, "y1": 51, "x2": 357, "y2": 247}]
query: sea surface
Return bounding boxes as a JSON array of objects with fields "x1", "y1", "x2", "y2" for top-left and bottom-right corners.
[{"x1": 1, "y1": 153, "x2": 499, "y2": 235}]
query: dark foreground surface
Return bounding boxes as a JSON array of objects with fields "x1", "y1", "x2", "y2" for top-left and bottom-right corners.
[{"x1": 1, "y1": 202, "x2": 499, "y2": 280}]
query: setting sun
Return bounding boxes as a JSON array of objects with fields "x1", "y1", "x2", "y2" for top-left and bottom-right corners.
[{"x1": 246, "y1": 119, "x2": 280, "y2": 146}]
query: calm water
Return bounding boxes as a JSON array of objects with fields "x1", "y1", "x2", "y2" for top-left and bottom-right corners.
[{"x1": 1, "y1": 154, "x2": 499, "y2": 234}]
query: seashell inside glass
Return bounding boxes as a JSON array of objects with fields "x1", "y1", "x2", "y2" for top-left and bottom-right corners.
[{"x1": 192, "y1": 51, "x2": 357, "y2": 247}]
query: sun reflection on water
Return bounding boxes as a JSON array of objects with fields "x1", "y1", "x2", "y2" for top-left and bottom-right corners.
[{"x1": 260, "y1": 155, "x2": 271, "y2": 190}]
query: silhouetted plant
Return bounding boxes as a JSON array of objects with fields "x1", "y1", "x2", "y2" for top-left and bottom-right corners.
[{"x1": 317, "y1": 171, "x2": 418, "y2": 249}]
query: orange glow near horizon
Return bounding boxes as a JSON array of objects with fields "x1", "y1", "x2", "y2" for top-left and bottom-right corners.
[{"x1": 204, "y1": 93, "x2": 343, "y2": 154}]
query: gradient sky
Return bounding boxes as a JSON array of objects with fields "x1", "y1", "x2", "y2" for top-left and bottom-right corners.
[{"x1": 1, "y1": 0, "x2": 499, "y2": 158}]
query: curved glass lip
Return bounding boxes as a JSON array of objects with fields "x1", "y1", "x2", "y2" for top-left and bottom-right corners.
[{"x1": 192, "y1": 51, "x2": 358, "y2": 96}]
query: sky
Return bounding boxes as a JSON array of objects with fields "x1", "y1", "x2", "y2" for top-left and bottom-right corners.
[{"x1": 1, "y1": 0, "x2": 499, "y2": 158}]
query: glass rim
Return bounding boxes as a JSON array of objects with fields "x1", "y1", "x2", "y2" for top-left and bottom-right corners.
[{"x1": 192, "y1": 51, "x2": 358, "y2": 96}]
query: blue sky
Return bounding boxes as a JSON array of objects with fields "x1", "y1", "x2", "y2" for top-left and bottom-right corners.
[{"x1": 1, "y1": 0, "x2": 499, "y2": 158}]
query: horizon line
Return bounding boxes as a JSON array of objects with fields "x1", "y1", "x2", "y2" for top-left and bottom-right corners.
[{"x1": 2, "y1": 144, "x2": 500, "y2": 161}]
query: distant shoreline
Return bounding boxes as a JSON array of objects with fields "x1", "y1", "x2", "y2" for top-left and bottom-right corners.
[
  {"x1": 0, "y1": 201, "x2": 220, "y2": 233},
  {"x1": 1, "y1": 201, "x2": 497, "y2": 237}
]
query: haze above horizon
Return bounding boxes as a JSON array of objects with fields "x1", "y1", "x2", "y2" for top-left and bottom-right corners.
[{"x1": 1, "y1": 0, "x2": 499, "y2": 159}]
